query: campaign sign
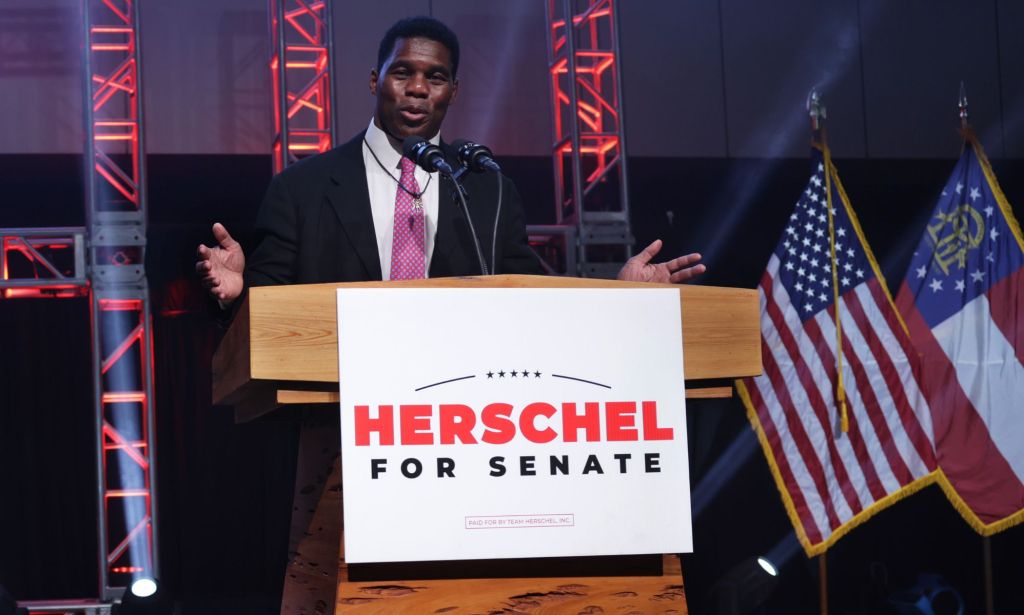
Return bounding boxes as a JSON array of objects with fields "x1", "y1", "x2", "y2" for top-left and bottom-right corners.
[{"x1": 337, "y1": 288, "x2": 692, "y2": 563}]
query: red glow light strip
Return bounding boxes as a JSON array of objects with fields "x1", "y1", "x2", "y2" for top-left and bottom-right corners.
[
  {"x1": 103, "y1": 422, "x2": 150, "y2": 470},
  {"x1": 101, "y1": 323, "x2": 144, "y2": 374}
]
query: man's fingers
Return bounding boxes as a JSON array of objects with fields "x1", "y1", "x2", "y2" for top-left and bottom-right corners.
[
  {"x1": 631, "y1": 239, "x2": 663, "y2": 266},
  {"x1": 669, "y1": 264, "x2": 706, "y2": 283},
  {"x1": 212, "y1": 222, "x2": 239, "y2": 250},
  {"x1": 665, "y1": 252, "x2": 702, "y2": 272}
]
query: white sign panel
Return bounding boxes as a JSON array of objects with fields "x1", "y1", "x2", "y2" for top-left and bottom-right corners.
[{"x1": 337, "y1": 288, "x2": 692, "y2": 563}]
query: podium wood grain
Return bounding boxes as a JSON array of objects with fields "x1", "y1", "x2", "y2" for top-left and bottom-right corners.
[{"x1": 213, "y1": 275, "x2": 760, "y2": 416}]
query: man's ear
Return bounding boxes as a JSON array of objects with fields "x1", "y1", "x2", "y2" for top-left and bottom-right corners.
[
  {"x1": 449, "y1": 77, "x2": 459, "y2": 104},
  {"x1": 369, "y1": 68, "x2": 379, "y2": 96}
]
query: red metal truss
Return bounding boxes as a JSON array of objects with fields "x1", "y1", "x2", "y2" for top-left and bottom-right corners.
[
  {"x1": 0, "y1": 228, "x2": 88, "y2": 299},
  {"x1": 545, "y1": 0, "x2": 633, "y2": 278},
  {"x1": 270, "y1": 0, "x2": 336, "y2": 173},
  {"x1": 83, "y1": 0, "x2": 158, "y2": 598}
]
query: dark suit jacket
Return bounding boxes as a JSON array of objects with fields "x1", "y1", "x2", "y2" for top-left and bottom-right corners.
[{"x1": 245, "y1": 131, "x2": 542, "y2": 287}]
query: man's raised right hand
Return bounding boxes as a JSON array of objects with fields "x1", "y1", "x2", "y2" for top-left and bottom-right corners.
[{"x1": 196, "y1": 222, "x2": 245, "y2": 304}]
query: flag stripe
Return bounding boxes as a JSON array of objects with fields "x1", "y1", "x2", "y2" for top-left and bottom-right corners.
[
  {"x1": 759, "y1": 301, "x2": 845, "y2": 530},
  {"x1": 865, "y1": 280, "x2": 937, "y2": 449},
  {"x1": 801, "y1": 314, "x2": 890, "y2": 502},
  {"x1": 745, "y1": 379, "x2": 825, "y2": 544},
  {"x1": 823, "y1": 306, "x2": 917, "y2": 487},
  {"x1": 932, "y1": 294, "x2": 1024, "y2": 484},
  {"x1": 761, "y1": 269, "x2": 864, "y2": 518},
  {"x1": 898, "y1": 282, "x2": 1024, "y2": 523},
  {"x1": 766, "y1": 265, "x2": 888, "y2": 513},
  {"x1": 986, "y1": 266, "x2": 1024, "y2": 367},
  {"x1": 846, "y1": 284, "x2": 936, "y2": 469}
]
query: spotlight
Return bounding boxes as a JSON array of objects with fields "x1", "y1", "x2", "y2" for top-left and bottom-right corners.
[
  {"x1": 131, "y1": 579, "x2": 158, "y2": 598},
  {"x1": 707, "y1": 555, "x2": 781, "y2": 615},
  {"x1": 756, "y1": 557, "x2": 778, "y2": 577},
  {"x1": 113, "y1": 578, "x2": 172, "y2": 615}
]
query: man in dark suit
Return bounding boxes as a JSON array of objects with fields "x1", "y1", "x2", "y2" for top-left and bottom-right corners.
[{"x1": 197, "y1": 16, "x2": 704, "y2": 303}]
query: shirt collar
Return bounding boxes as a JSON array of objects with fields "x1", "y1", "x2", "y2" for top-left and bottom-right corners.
[{"x1": 365, "y1": 118, "x2": 442, "y2": 170}]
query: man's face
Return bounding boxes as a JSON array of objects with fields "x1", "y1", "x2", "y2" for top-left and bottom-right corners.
[{"x1": 370, "y1": 36, "x2": 459, "y2": 141}]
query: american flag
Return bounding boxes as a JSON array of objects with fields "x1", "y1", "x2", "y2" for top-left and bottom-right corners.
[
  {"x1": 737, "y1": 146, "x2": 938, "y2": 555},
  {"x1": 895, "y1": 135, "x2": 1024, "y2": 533}
]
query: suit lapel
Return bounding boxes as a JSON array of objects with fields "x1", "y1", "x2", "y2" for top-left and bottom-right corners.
[
  {"x1": 326, "y1": 133, "x2": 383, "y2": 281},
  {"x1": 431, "y1": 171, "x2": 464, "y2": 276}
]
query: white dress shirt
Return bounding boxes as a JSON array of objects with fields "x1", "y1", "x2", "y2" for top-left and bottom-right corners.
[{"x1": 361, "y1": 119, "x2": 441, "y2": 280}]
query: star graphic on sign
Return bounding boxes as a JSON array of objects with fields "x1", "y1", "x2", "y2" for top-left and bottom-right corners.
[
  {"x1": 991, "y1": 228, "x2": 1000, "y2": 241},
  {"x1": 486, "y1": 371, "x2": 494, "y2": 379},
  {"x1": 970, "y1": 270, "x2": 985, "y2": 283},
  {"x1": 929, "y1": 278, "x2": 943, "y2": 292},
  {"x1": 916, "y1": 266, "x2": 927, "y2": 278},
  {"x1": 534, "y1": 371, "x2": 541, "y2": 378},
  {"x1": 955, "y1": 182, "x2": 963, "y2": 194},
  {"x1": 510, "y1": 370, "x2": 518, "y2": 378},
  {"x1": 969, "y1": 187, "x2": 981, "y2": 201},
  {"x1": 522, "y1": 369, "x2": 529, "y2": 377},
  {"x1": 954, "y1": 279, "x2": 966, "y2": 292},
  {"x1": 498, "y1": 370, "x2": 506, "y2": 378},
  {"x1": 984, "y1": 205, "x2": 994, "y2": 217}
]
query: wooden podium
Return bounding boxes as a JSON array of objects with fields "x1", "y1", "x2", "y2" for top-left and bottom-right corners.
[{"x1": 213, "y1": 275, "x2": 760, "y2": 614}]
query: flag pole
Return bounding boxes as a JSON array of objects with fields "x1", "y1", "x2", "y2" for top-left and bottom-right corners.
[
  {"x1": 819, "y1": 553, "x2": 829, "y2": 615},
  {"x1": 808, "y1": 88, "x2": 849, "y2": 433},
  {"x1": 959, "y1": 82, "x2": 995, "y2": 615},
  {"x1": 983, "y1": 535, "x2": 994, "y2": 615}
]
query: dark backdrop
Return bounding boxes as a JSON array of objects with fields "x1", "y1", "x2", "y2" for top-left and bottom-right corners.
[{"x1": 1, "y1": 151, "x2": 1023, "y2": 613}]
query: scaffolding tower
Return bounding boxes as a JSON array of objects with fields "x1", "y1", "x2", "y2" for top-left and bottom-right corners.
[
  {"x1": 544, "y1": 0, "x2": 633, "y2": 278},
  {"x1": 270, "y1": 0, "x2": 337, "y2": 174}
]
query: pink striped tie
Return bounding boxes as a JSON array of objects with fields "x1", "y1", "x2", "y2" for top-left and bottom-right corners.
[{"x1": 389, "y1": 157, "x2": 425, "y2": 280}]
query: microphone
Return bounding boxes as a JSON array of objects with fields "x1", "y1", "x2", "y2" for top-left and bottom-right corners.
[
  {"x1": 402, "y1": 136, "x2": 455, "y2": 175},
  {"x1": 452, "y1": 139, "x2": 501, "y2": 173}
]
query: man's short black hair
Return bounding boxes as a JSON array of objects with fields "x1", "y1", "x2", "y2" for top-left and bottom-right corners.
[{"x1": 377, "y1": 16, "x2": 460, "y2": 78}]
